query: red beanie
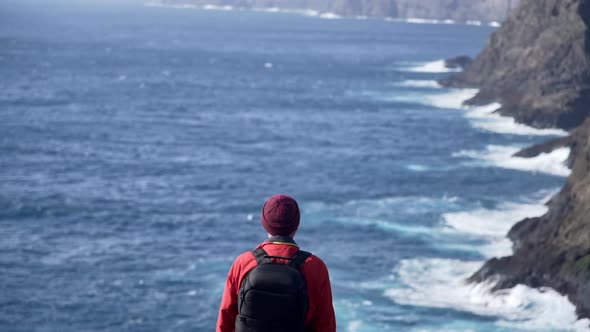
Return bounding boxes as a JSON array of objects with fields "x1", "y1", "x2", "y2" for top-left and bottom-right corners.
[{"x1": 261, "y1": 194, "x2": 300, "y2": 236}]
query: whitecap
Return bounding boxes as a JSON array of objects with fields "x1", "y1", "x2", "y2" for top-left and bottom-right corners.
[
  {"x1": 489, "y1": 21, "x2": 502, "y2": 28},
  {"x1": 404, "y1": 60, "x2": 463, "y2": 73},
  {"x1": 144, "y1": 2, "x2": 198, "y2": 9},
  {"x1": 386, "y1": 88, "x2": 478, "y2": 108},
  {"x1": 301, "y1": 9, "x2": 320, "y2": 17},
  {"x1": 406, "y1": 164, "x2": 429, "y2": 172},
  {"x1": 318, "y1": 12, "x2": 341, "y2": 19},
  {"x1": 466, "y1": 20, "x2": 482, "y2": 26},
  {"x1": 441, "y1": 199, "x2": 549, "y2": 258},
  {"x1": 466, "y1": 103, "x2": 569, "y2": 136},
  {"x1": 398, "y1": 88, "x2": 568, "y2": 136},
  {"x1": 423, "y1": 88, "x2": 478, "y2": 108},
  {"x1": 443, "y1": 201, "x2": 548, "y2": 238},
  {"x1": 454, "y1": 145, "x2": 571, "y2": 177},
  {"x1": 385, "y1": 258, "x2": 590, "y2": 331},
  {"x1": 255, "y1": 7, "x2": 280, "y2": 13},
  {"x1": 203, "y1": 4, "x2": 233, "y2": 11},
  {"x1": 395, "y1": 80, "x2": 441, "y2": 89},
  {"x1": 438, "y1": 190, "x2": 556, "y2": 258},
  {"x1": 405, "y1": 18, "x2": 441, "y2": 25}
]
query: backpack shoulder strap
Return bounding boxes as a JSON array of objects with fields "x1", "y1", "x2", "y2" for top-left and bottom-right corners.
[
  {"x1": 288, "y1": 250, "x2": 312, "y2": 270},
  {"x1": 252, "y1": 248, "x2": 272, "y2": 265}
]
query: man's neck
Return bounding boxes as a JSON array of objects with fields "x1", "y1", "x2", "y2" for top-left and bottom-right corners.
[{"x1": 267, "y1": 235, "x2": 297, "y2": 245}]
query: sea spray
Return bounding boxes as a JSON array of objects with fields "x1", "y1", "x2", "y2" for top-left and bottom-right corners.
[{"x1": 454, "y1": 145, "x2": 571, "y2": 177}]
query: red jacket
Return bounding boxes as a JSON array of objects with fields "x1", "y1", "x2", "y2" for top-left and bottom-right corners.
[{"x1": 216, "y1": 237, "x2": 336, "y2": 332}]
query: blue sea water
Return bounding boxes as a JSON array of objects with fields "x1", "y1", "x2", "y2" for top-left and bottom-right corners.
[{"x1": 1, "y1": 2, "x2": 586, "y2": 332}]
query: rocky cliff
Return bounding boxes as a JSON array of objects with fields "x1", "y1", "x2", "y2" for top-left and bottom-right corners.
[
  {"x1": 444, "y1": 0, "x2": 590, "y2": 319},
  {"x1": 444, "y1": 0, "x2": 590, "y2": 130},
  {"x1": 156, "y1": 0, "x2": 518, "y2": 23}
]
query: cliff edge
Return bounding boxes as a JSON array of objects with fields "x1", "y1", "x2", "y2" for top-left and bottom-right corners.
[
  {"x1": 444, "y1": 0, "x2": 590, "y2": 319},
  {"x1": 155, "y1": 0, "x2": 518, "y2": 23}
]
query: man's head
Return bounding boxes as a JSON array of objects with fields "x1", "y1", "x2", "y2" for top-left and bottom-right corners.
[{"x1": 261, "y1": 194, "x2": 300, "y2": 236}]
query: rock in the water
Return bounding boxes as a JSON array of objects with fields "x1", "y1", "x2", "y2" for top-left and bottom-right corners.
[{"x1": 444, "y1": 55, "x2": 473, "y2": 70}]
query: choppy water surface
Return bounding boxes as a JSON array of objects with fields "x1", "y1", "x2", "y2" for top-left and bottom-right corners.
[{"x1": 1, "y1": 3, "x2": 587, "y2": 331}]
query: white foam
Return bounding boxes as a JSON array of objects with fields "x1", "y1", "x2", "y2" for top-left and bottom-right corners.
[
  {"x1": 406, "y1": 164, "x2": 429, "y2": 172},
  {"x1": 144, "y1": 2, "x2": 196, "y2": 9},
  {"x1": 387, "y1": 88, "x2": 478, "y2": 108},
  {"x1": 390, "y1": 88, "x2": 567, "y2": 138},
  {"x1": 466, "y1": 103, "x2": 569, "y2": 136},
  {"x1": 405, "y1": 17, "x2": 442, "y2": 25},
  {"x1": 145, "y1": 3, "x2": 501, "y2": 29},
  {"x1": 385, "y1": 258, "x2": 590, "y2": 331},
  {"x1": 385, "y1": 85, "x2": 580, "y2": 327},
  {"x1": 203, "y1": 4, "x2": 233, "y2": 11},
  {"x1": 405, "y1": 60, "x2": 463, "y2": 73},
  {"x1": 423, "y1": 88, "x2": 478, "y2": 109},
  {"x1": 441, "y1": 239, "x2": 514, "y2": 259},
  {"x1": 442, "y1": 199, "x2": 549, "y2": 258},
  {"x1": 396, "y1": 80, "x2": 441, "y2": 88},
  {"x1": 300, "y1": 9, "x2": 320, "y2": 17},
  {"x1": 454, "y1": 145, "x2": 571, "y2": 177},
  {"x1": 318, "y1": 12, "x2": 341, "y2": 19},
  {"x1": 347, "y1": 320, "x2": 362, "y2": 332},
  {"x1": 443, "y1": 201, "x2": 548, "y2": 238},
  {"x1": 256, "y1": 7, "x2": 280, "y2": 13},
  {"x1": 440, "y1": 190, "x2": 556, "y2": 258},
  {"x1": 403, "y1": 18, "x2": 456, "y2": 25}
]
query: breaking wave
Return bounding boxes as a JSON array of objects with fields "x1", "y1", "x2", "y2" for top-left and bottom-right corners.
[
  {"x1": 385, "y1": 258, "x2": 590, "y2": 331},
  {"x1": 466, "y1": 103, "x2": 569, "y2": 136},
  {"x1": 395, "y1": 80, "x2": 442, "y2": 89},
  {"x1": 404, "y1": 60, "x2": 463, "y2": 73},
  {"x1": 454, "y1": 145, "x2": 571, "y2": 177}
]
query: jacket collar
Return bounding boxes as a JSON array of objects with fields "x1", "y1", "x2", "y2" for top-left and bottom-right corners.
[{"x1": 265, "y1": 235, "x2": 298, "y2": 247}]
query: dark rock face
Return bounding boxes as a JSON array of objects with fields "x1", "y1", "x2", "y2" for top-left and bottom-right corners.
[
  {"x1": 443, "y1": 0, "x2": 590, "y2": 130},
  {"x1": 392, "y1": 0, "x2": 515, "y2": 22},
  {"x1": 450, "y1": 0, "x2": 590, "y2": 320},
  {"x1": 157, "y1": 0, "x2": 518, "y2": 22}
]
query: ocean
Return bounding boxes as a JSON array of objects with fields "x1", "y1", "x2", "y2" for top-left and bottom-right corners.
[{"x1": 1, "y1": 2, "x2": 588, "y2": 331}]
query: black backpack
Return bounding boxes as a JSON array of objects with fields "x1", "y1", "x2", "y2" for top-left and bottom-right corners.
[{"x1": 236, "y1": 248, "x2": 312, "y2": 332}]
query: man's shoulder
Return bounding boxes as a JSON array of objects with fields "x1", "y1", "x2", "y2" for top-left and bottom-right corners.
[
  {"x1": 233, "y1": 250, "x2": 257, "y2": 267},
  {"x1": 232, "y1": 247, "x2": 328, "y2": 272},
  {"x1": 300, "y1": 252, "x2": 329, "y2": 276}
]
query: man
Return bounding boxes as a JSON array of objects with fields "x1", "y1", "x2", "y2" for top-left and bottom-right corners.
[{"x1": 216, "y1": 194, "x2": 336, "y2": 332}]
